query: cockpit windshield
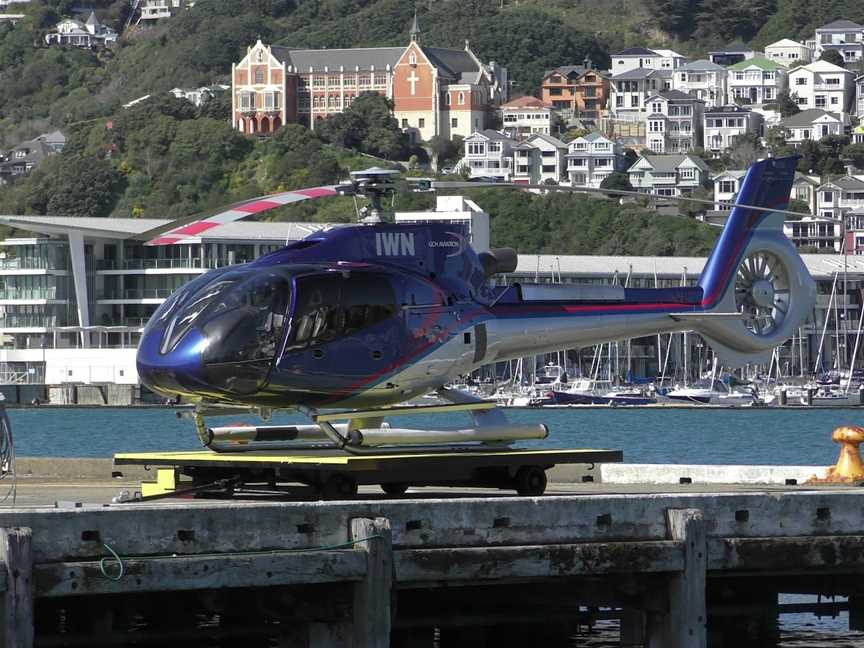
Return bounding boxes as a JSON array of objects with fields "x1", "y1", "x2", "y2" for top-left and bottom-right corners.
[{"x1": 159, "y1": 267, "x2": 292, "y2": 394}]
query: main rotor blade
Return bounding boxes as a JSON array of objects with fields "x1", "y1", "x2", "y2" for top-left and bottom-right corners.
[
  {"x1": 138, "y1": 185, "x2": 341, "y2": 246},
  {"x1": 432, "y1": 181, "x2": 813, "y2": 218}
]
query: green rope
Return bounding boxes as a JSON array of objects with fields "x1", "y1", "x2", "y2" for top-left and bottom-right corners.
[
  {"x1": 100, "y1": 543, "x2": 125, "y2": 581},
  {"x1": 97, "y1": 534, "x2": 384, "y2": 581}
]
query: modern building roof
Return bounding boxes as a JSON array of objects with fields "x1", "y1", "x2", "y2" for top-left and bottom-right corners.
[
  {"x1": 611, "y1": 46, "x2": 658, "y2": 57},
  {"x1": 727, "y1": 57, "x2": 783, "y2": 71},
  {"x1": 780, "y1": 108, "x2": 842, "y2": 128},
  {"x1": 680, "y1": 59, "x2": 725, "y2": 71},
  {"x1": 817, "y1": 19, "x2": 863, "y2": 31}
]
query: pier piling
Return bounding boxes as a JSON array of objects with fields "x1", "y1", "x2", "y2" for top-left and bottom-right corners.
[
  {"x1": 351, "y1": 517, "x2": 394, "y2": 648},
  {"x1": 0, "y1": 527, "x2": 33, "y2": 648}
]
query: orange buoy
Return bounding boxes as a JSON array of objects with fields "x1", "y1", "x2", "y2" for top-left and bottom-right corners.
[{"x1": 809, "y1": 426, "x2": 864, "y2": 483}]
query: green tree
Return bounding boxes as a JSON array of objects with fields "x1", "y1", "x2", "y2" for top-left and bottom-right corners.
[
  {"x1": 820, "y1": 49, "x2": 846, "y2": 67},
  {"x1": 317, "y1": 92, "x2": 408, "y2": 160},
  {"x1": 774, "y1": 91, "x2": 800, "y2": 117},
  {"x1": 599, "y1": 172, "x2": 633, "y2": 192},
  {"x1": 841, "y1": 143, "x2": 864, "y2": 170}
]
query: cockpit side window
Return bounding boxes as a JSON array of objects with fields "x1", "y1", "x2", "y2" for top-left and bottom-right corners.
[{"x1": 288, "y1": 273, "x2": 395, "y2": 350}]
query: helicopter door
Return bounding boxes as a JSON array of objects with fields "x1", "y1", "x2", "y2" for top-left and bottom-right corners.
[{"x1": 281, "y1": 272, "x2": 400, "y2": 387}]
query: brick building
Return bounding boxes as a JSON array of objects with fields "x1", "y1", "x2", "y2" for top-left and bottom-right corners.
[{"x1": 231, "y1": 17, "x2": 506, "y2": 141}]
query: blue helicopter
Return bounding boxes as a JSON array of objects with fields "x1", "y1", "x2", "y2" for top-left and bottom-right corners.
[{"x1": 136, "y1": 157, "x2": 816, "y2": 453}]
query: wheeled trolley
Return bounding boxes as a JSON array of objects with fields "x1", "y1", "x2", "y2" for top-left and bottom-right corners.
[{"x1": 113, "y1": 447, "x2": 623, "y2": 500}]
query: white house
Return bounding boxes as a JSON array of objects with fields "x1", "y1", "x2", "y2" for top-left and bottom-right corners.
[
  {"x1": 703, "y1": 105, "x2": 763, "y2": 155},
  {"x1": 764, "y1": 39, "x2": 813, "y2": 66},
  {"x1": 673, "y1": 60, "x2": 727, "y2": 108},
  {"x1": 651, "y1": 49, "x2": 688, "y2": 71},
  {"x1": 500, "y1": 96, "x2": 556, "y2": 138},
  {"x1": 170, "y1": 85, "x2": 229, "y2": 108},
  {"x1": 644, "y1": 90, "x2": 704, "y2": 153},
  {"x1": 137, "y1": 0, "x2": 192, "y2": 23},
  {"x1": 787, "y1": 60, "x2": 854, "y2": 113},
  {"x1": 511, "y1": 133, "x2": 567, "y2": 185},
  {"x1": 727, "y1": 57, "x2": 787, "y2": 106},
  {"x1": 565, "y1": 132, "x2": 625, "y2": 188},
  {"x1": 814, "y1": 19, "x2": 864, "y2": 65},
  {"x1": 462, "y1": 130, "x2": 516, "y2": 181},
  {"x1": 44, "y1": 12, "x2": 117, "y2": 47},
  {"x1": 779, "y1": 109, "x2": 847, "y2": 143},
  {"x1": 712, "y1": 170, "x2": 746, "y2": 210},
  {"x1": 627, "y1": 154, "x2": 710, "y2": 197},
  {"x1": 610, "y1": 68, "x2": 671, "y2": 121},
  {"x1": 857, "y1": 74, "x2": 864, "y2": 116}
]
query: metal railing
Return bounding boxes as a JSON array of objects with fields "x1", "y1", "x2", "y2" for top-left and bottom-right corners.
[
  {"x1": 0, "y1": 289, "x2": 58, "y2": 300},
  {"x1": 99, "y1": 289, "x2": 173, "y2": 300},
  {"x1": 97, "y1": 258, "x2": 206, "y2": 270}
]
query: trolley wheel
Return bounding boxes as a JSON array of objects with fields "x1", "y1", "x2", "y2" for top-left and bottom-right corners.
[
  {"x1": 380, "y1": 483, "x2": 409, "y2": 496},
  {"x1": 514, "y1": 466, "x2": 547, "y2": 496},
  {"x1": 321, "y1": 474, "x2": 359, "y2": 500}
]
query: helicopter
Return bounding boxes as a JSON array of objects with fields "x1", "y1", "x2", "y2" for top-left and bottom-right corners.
[{"x1": 135, "y1": 156, "x2": 816, "y2": 453}]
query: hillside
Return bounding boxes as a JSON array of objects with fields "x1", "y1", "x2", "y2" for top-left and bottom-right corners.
[{"x1": 0, "y1": 0, "x2": 856, "y2": 253}]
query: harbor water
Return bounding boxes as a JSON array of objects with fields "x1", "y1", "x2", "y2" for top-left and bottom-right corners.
[{"x1": 8, "y1": 406, "x2": 864, "y2": 646}]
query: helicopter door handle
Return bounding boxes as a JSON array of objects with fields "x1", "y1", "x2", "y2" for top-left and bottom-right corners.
[
  {"x1": 371, "y1": 350, "x2": 383, "y2": 360},
  {"x1": 312, "y1": 349, "x2": 325, "y2": 359}
]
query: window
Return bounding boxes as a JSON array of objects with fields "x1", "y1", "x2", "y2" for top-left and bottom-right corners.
[
  {"x1": 795, "y1": 77, "x2": 807, "y2": 85},
  {"x1": 445, "y1": 93, "x2": 451, "y2": 105},
  {"x1": 401, "y1": 118, "x2": 409, "y2": 128},
  {"x1": 549, "y1": 87, "x2": 563, "y2": 96},
  {"x1": 815, "y1": 95, "x2": 827, "y2": 108},
  {"x1": 680, "y1": 168, "x2": 695, "y2": 180},
  {"x1": 719, "y1": 180, "x2": 736, "y2": 194},
  {"x1": 287, "y1": 274, "x2": 396, "y2": 351},
  {"x1": 359, "y1": 74, "x2": 371, "y2": 86},
  {"x1": 239, "y1": 91, "x2": 254, "y2": 110},
  {"x1": 823, "y1": 191, "x2": 834, "y2": 203},
  {"x1": 374, "y1": 73, "x2": 387, "y2": 86},
  {"x1": 764, "y1": 88, "x2": 774, "y2": 100},
  {"x1": 595, "y1": 158, "x2": 611, "y2": 167},
  {"x1": 409, "y1": 52, "x2": 417, "y2": 65},
  {"x1": 328, "y1": 95, "x2": 340, "y2": 109},
  {"x1": 802, "y1": 129, "x2": 811, "y2": 139},
  {"x1": 263, "y1": 91, "x2": 280, "y2": 110},
  {"x1": 831, "y1": 96, "x2": 839, "y2": 105},
  {"x1": 254, "y1": 67, "x2": 265, "y2": 84},
  {"x1": 418, "y1": 118, "x2": 425, "y2": 128},
  {"x1": 630, "y1": 96, "x2": 639, "y2": 107},
  {"x1": 651, "y1": 102, "x2": 662, "y2": 113},
  {"x1": 451, "y1": 117, "x2": 458, "y2": 128},
  {"x1": 489, "y1": 142, "x2": 501, "y2": 153},
  {"x1": 313, "y1": 75, "x2": 325, "y2": 87},
  {"x1": 616, "y1": 96, "x2": 623, "y2": 107},
  {"x1": 826, "y1": 77, "x2": 840, "y2": 85},
  {"x1": 458, "y1": 92, "x2": 465, "y2": 105},
  {"x1": 550, "y1": 75, "x2": 562, "y2": 84}
]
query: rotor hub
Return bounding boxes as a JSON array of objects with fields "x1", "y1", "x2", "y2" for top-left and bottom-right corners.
[{"x1": 750, "y1": 279, "x2": 775, "y2": 309}]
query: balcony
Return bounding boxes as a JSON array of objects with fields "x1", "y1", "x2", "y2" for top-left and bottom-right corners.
[
  {"x1": 0, "y1": 258, "x2": 66, "y2": 271},
  {"x1": 0, "y1": 315, "x2": 57, "y2": 328},
  {"x1": 98, "y1": 289, "x2": 173, "y2": 300},
  {"x1": 97, "y1": 258, "x2": 206, "y2": 271},
  {"x1": 0, "y1": 288, "x2": 59, "y2": 300}
]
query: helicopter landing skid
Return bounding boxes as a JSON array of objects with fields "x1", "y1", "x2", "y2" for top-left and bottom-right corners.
[{"x1": 192, "y1": 389, "x2": 548, "y2": 455}]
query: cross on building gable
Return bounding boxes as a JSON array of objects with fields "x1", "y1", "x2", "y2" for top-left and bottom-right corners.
[{"x1": 407, "y1": 70, "x2": 420, "y2": 95}]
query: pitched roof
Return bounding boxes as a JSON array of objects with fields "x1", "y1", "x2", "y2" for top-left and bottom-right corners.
[
  {"x1": 422, "y1": 46, "x2": 483, "y2": 83},
  {"x1": 527, "y1": 133, "x2": 567, "y2": 148},
  {"x1": 680, "y1": 59, "x2": 725, "y2": 71},
  {"x1": 501, "y1": 96, "x2": 550, "y2": 110},
  {"x1": 582, "y1": 132, "x2": 609, "y2": 142},
  {"x1": 712, "y1": 170, "x2": 747, "y2": 180},
  {"x1": 727, "y1": 57, "x2": 783, "y2": 71},
  {"x1": 469, "y1": 129, "x2": 513, "y2": 141},
  {"x1": 823, "y1": 176, "x2": 864, "y2": 191},
  {"x1": 612, "y1": 67, "x2": 659, "y2": 80},
  {"x1": 704, "y1": 104, "x2": 752, "y2": 115},
  {"x1": 766, "y1": 38, "x2": 804, "y2": 48},
  {"x1": 818, "y1": 19, "x2": 863, "y2": 30},
  {"x1": 85, "y1": 11, "x2": 100, "y2": 27},
  {"x1": 612, "y1": 46, "x2": 658, "y2": 56},
  {"x1": 795, "y1": 59, "x2": 851, "y2": 74},
  {"x1": 271, "y1": 46, "x2": 403, "y2": 72},
  {"x1": 636, "y1": 154, "x2": 709, "y2": 172},
  {"x1": 780, "y1": 108, "x2": 842, "y2": 128},
  {"x1": 544, "y1": 65, "x2": 586, "y2": 78},
  {"x1": 659, "y1": 89, "x2": 703, "y2": 101}
]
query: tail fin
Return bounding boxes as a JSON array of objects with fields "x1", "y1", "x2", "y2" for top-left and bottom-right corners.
[{"x1": 687, "y1": 156, "x2": 817, "y2": 366}]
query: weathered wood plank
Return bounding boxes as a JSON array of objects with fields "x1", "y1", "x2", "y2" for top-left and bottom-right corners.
[
  {"x1": 352, "y1": 517, "x2": 393, "y2": 648},
  {"x1": 34, "y1": 549, "x2": 365, "y2": 598},
  {"x1": 648, "y1": 509, "x2": 707, "y2": 648},
  {"x1": 0, "y1": 527, "x2": 33, "y2": 648},
  {"x1": 708, "y1": 535, "x2": 864, "y2": 571},
  {"x1": 4, "y1": 491, "x2": 864, "y2": 562},
  {"x1": 394, "y1": 541, "x2": 684, "y2": 585}
]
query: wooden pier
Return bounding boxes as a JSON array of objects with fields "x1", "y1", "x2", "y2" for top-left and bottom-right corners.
[{"x1": 1, "y1": 487, "x2": 864, "y2": 646}]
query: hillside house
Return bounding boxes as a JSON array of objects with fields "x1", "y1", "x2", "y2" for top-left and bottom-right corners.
[
  {"x1": 539, "y1": 63, "x2": 610, "y2": 120},
  {"x1": 463, "y1": 130, "x2": 516, "y2": 181},
  {"x1": 764, "y1": 39, "x2": 813, "y2": 66},
  {"x1": 703, "y1": 105, "x2": 762, "y2": 154},
  {"x1": 501, "y1": 96, "x2": 556, "y2": 137},
  {"x1": 644, "y1": 90, "x2": 705, "y2": 153},
  {"x1": 726, "y1": 58, "x2": 786, "y2": 106},
  {"x1": 511, "y1": 133, "x2": 567, "y2": 185},
  {"x1": 673, "y1": 60, "x2": 727, "y2": 108},
  {"x1": 628, "y1": 154, "x2": 710, "y2": 197},
  {"x1": 708, "y1": 42, "x2": 757, "y2": 66},
  {"x1": 610, "y1": 68, "x2": 670, "y2": 122},
  {"x1": 787, "y1": 60, "x2": 854, "y2": 113},
  {"x1": 44, "y1": 12, "x2": 117, "y2": 47},
  {"x1": 779, "y1": 109, "x2": 847, "y2": 143},
  {"x1": 814, "y1": 19, "x2": 864, "y2": 65},
  {"x1": 566, "y1": 132, "x2": 625, "y2": 188}
]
